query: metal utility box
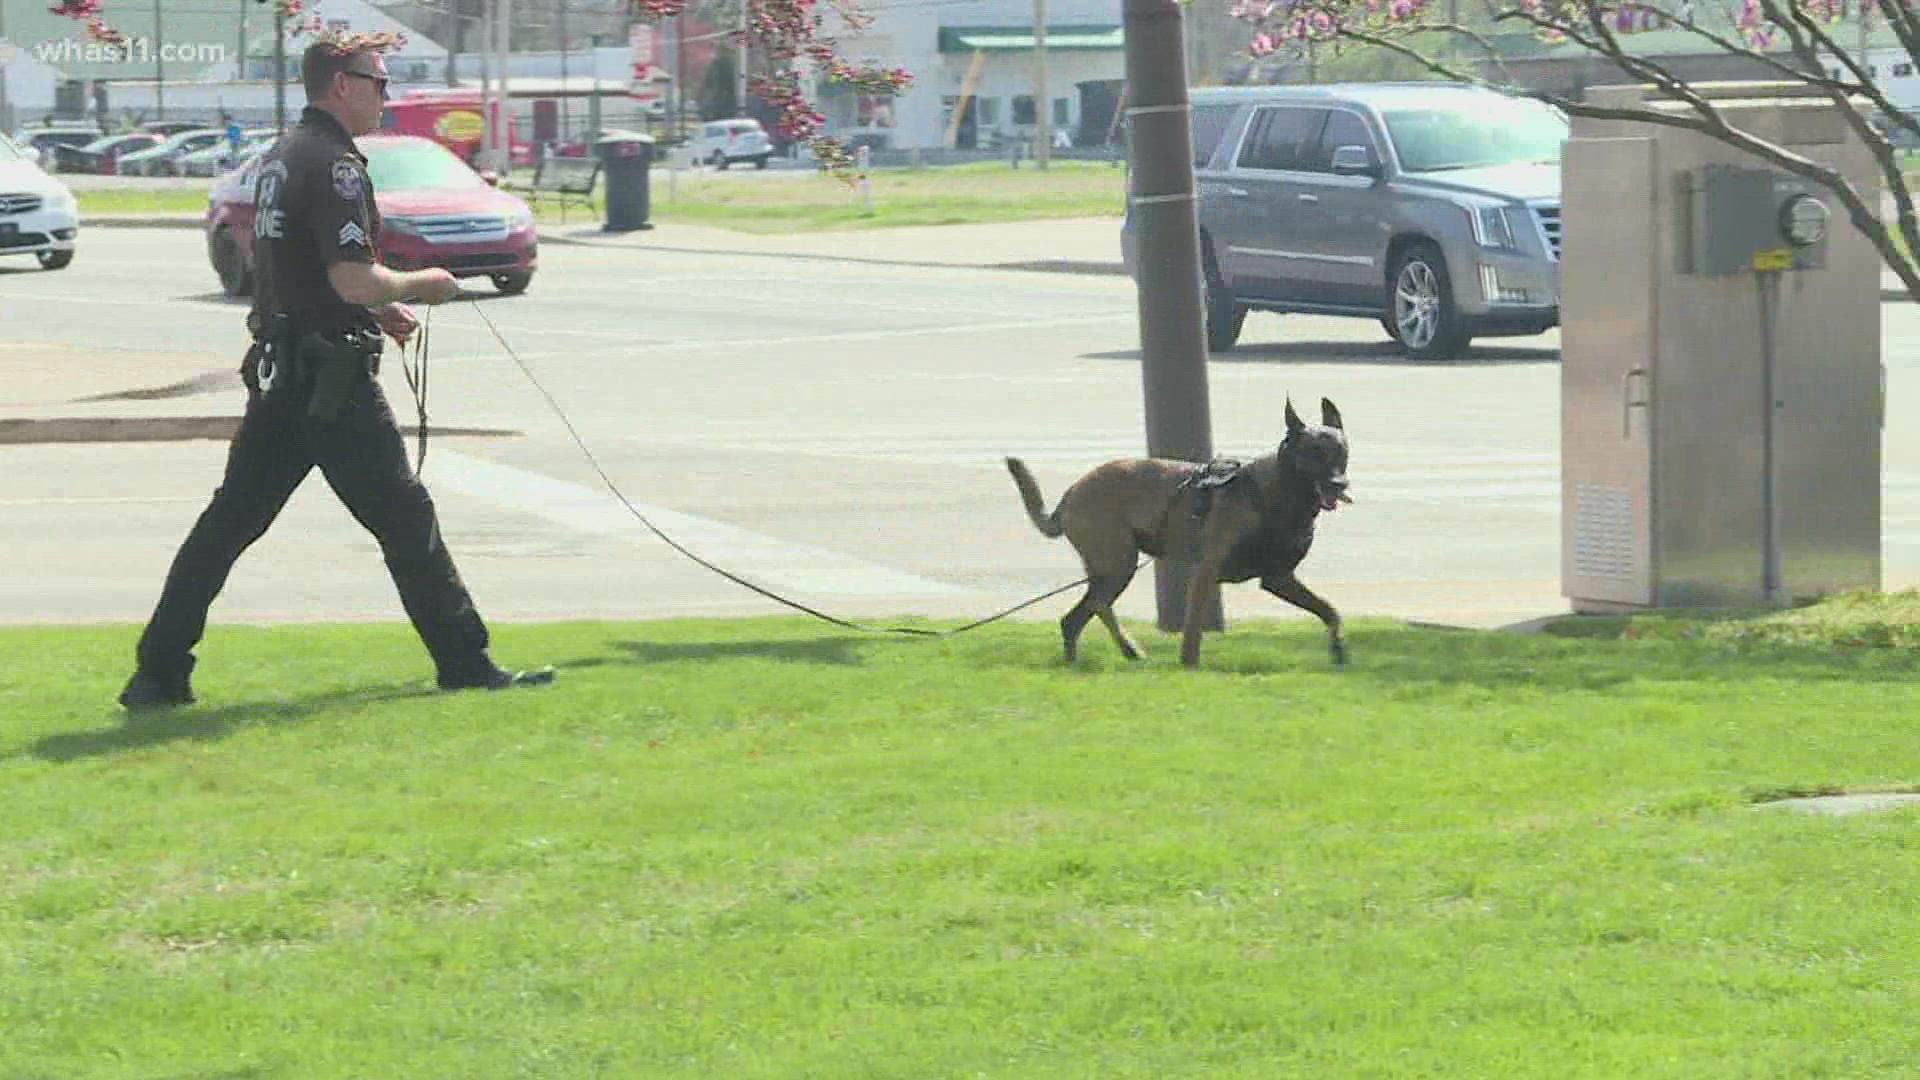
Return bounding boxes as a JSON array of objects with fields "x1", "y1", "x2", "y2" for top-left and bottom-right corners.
[{"x1": 1561, "y1": 84, "x2": 1882, "y2": 612}]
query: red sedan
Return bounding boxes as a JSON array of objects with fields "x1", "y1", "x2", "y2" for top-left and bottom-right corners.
[{"x1": 205, "y1": 134, "x2": 538, "y2": 299}]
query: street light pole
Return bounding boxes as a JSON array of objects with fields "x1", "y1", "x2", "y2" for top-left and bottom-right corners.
[
  {"x1": 155, "y1": 0, "x2": 166, "y2": 121},
  {"x1": 737, "y1": 1, "x2": 749, "y2": 118},
  {"x1": 496, "y1": 0, "x2": 513, "y2": 171},
  {"x1": 1033, "y1": 0, "x2": 1050, "y2": 168},
  {"x1": 274, "y1": 9, "x2": 287, "y2": 131},
  {"x1": 1121, "y1": 0, "x2": 1219, "y2": 633},
  {"x1": 0, "y1": 0, "x2": 13, "y2": 134}
]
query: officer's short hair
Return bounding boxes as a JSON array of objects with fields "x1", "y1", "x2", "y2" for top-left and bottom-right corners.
[{"x1": 301, "y1": 40, "x2": 379, "y2": 103}]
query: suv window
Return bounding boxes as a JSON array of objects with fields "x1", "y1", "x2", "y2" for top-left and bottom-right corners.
[
  {"x1": 1190, "y1": 103, "x2": 1237, "y2": 168},
  {"x1": 1236, "y1": 106, "x2": 1322, "y2": 172},
  {"x1": 1301, "y1": 109, "x2": 1374, "y2": 173},
  {"x1": 1381, "y1": 96, "x2": 1566, "y2": 172}
]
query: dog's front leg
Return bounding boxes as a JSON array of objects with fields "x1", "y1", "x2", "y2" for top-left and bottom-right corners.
[
  {"x1": 1179, "y1": 560, "x2": 1223, "y2": 668},
  {"x1": 1262, "y1": 573, "x2": 1346, "y2": 665}
]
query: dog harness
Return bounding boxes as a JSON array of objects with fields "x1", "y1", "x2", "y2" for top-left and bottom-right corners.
[{"x1": 1181, "y1": 457, "x2": 1248, "y2": 518}]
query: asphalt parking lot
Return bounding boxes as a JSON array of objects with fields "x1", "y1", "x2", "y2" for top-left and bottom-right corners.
[{"x1": 3, "y1": 224, "x2": 1918, "y2": 635}]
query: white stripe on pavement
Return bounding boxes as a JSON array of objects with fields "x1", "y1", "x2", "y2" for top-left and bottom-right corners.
[{"x1": 427, "y1": 448, "x2": 967, "y2": 598}]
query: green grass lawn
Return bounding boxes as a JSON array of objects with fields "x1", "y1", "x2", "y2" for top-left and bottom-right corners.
[
  {"x1": 73, "y1": 160, "x2": 1127, "y2": 232},
  {"x1": 641, "y1": 160, "x2": 1126, "y2": 232},
  {"x1": 7, "y1": 597, "x2": 1920, "y2": 1077}
]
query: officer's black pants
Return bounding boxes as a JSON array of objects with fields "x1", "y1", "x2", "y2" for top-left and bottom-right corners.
[{"x1": 135, "y1": 372, "x2": 491, "y2": 680}]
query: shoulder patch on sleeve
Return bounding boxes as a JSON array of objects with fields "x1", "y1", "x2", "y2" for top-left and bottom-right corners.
[
  {"x1": 332, "y1": 159, "x2": 364, "y2": 201},
  {"x1": 339, "y1": 220, "x2": 369, "y2": 248}
]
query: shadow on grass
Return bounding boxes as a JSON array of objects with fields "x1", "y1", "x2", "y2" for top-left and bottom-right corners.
[
  {"x1": 30, "y1": 637, "x2": 880, "y2": 763},
  {"x1": 958, "y1": 620, "x2": 1920, "y2": 690},
  {"x1": 31, "y1": 680, "x2": 440, "y2": 763},
  {"x1": 608, "y1": 635, "x2": 876, "y2": 666}
]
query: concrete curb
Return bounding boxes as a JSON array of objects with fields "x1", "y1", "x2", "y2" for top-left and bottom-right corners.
[
  {"x1": 0, "y1": 416, "x2": 521, "y2": 445},
  {"x1": 76, "y1": 216, "x2": 1900, "y2": 289},
  {"x1": 83, "y1": 215, "x2": 204, "y2": 229},
  {"x1": 542, "y1": 229, "x2": 1129, "y2": 276},
  {"x1": 75, "y1": 216, "x2": 1128, "y2": 276}
]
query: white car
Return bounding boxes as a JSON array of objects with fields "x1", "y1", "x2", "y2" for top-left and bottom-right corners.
[
  {"x1": 0, "y1": 131, "x2": 79, "y2": 270},
  {"x1": 692, "y1": 118, "x2": 773, "y2": 170}
]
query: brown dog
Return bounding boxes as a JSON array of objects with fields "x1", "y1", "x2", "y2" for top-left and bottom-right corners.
[{"x1": 1006, "y1": 397, "x2": 1351, "y2": 668}]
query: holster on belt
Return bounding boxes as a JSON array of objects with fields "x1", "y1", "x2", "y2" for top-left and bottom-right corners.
[{"x1": 294, "y1": 326, "x2": 383, "y2": 422}]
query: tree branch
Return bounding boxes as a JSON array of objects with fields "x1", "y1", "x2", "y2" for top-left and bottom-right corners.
[
  {"x1": 1336, "y1": 19, "x2": 1920, "y2": 301},
  {"x1": 1873, "y1": 0, "x2": 1920, "y2": 61},
  {"x1": 1760, "y1": 0, "x2": 1920, "y2": 275}
]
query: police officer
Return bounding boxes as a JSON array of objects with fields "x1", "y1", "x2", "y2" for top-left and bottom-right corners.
[{"x1": 118, "y1": 37, "x2": 554, "y2": 708}]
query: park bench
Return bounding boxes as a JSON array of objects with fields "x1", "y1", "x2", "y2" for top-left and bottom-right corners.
[{"x1": 521, "y1": 154, "x2": 600, "y2": 222}]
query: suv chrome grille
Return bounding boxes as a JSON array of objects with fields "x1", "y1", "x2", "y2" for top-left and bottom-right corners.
[
  {"x1": 1531, "y1": 203, "x2": 1562, "y2": 261},
  {"x1": 412, "y1": 214, "x2": 509, "y2": 244},
  {"x1": 0, "y1": 193, "x2": 45, "y2": 216}
]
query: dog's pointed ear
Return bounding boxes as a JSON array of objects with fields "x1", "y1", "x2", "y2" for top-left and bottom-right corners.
[
  {"x1": 1285, "y1": 396, "x2": 1305, "y2": 435},
  {"x1": 1321, "y1": 397, "x2": 1344, "y2": 431}
]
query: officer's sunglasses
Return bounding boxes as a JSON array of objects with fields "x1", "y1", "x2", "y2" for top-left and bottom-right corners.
[{"x1": 344, "y1": 70, "x2": 390, "y2": 100}]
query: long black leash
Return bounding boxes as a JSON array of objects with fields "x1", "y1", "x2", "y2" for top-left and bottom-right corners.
[
  {"x1": 442, "y1": 298, "x2": 1122, "y2": 638},
  {"x1": 398, "y1": 307, "x2": 431, "y2": 476}
]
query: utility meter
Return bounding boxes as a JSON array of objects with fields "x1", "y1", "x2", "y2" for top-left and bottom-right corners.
[{"x1": 1683, "y1": 164, "x2": 1832, "y2": 274}]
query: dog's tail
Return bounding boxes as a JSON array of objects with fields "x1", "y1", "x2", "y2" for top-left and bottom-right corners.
[{"x1": 1005, "y1": 457, "x2": 1065, "y2": 538}]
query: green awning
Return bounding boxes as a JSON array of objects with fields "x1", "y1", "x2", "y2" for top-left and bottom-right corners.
[{"x1": 938, "y1": 26, "x2": 1125, "y2": 53}]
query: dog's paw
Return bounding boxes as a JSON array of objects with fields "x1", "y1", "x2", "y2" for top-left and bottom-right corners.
[{"x1": 1329, "y1": 639, "x2": 1348, "y2": 666}]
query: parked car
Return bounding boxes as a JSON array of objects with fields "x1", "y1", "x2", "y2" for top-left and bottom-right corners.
[
  {"x1": 176, "y1": 129, "x2": 276, "y2": 178},
  {"x1": 117, "y1": 128, "x2": 227, "y2": 176},
  {"x1": 205, "y1": 133, "x2": 537, "y2": 298},
  {"x1": 692, "y1": 118, "x2": 772, "y2": 169},
  {"x1": 55, "y1": 132, "x2": 162, "y2": 175},
  {"x1": 139, "y1": 120, "x2": 205, "y2": 138},
  {"x1": 0, "y1": 131, "x2": 80, "y2": 271},
  {"x1": 11, "y1": 125, "x2": 102, "y2": 170},
  {"x1": 1121, "y1": 83, "x2": 1566, "y2": 360}
]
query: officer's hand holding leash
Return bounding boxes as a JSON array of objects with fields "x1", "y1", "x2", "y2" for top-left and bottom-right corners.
[{"x1": 374, "y1": 302, "x2": 418, "y2": 347}]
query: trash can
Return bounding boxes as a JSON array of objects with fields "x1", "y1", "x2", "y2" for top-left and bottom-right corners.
[{"x1": 595, "y1": 131, "x2": 655, "y2": 232}]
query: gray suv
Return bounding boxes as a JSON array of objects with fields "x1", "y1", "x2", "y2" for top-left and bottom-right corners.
[{"x1": 1122, "y1": 83, "x2": 1566, "y2": 360}]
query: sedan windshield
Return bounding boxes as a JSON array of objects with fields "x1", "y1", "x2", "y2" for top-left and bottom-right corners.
[
  {"x1": 1382, "y1": 96, "x2": 1567, "y2": 173},
  {"x1": 0, "y1": 133, "x2": 23, "y2": 164},
  {"x1": 365, "y1": 141, "x2": 484, "y2": 191}
]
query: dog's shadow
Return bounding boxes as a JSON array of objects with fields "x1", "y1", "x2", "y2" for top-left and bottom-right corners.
[{"x1": 1082, "y1": 340, "x2": 1558, "y2": 367}]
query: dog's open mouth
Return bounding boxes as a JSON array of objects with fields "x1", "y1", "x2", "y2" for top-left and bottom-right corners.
[{"x1": 1317, "y1": 486, "x2": 1351, "y2": 512}]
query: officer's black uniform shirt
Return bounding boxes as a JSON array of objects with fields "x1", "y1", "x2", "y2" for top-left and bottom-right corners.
[{"x1": 248, "y1": 105, "x2": 382, "y2": 336}]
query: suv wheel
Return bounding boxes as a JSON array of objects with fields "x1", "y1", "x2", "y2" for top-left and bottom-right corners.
[
  {"x1": 1205, "y1": 278, "x2": 1248, "y2": 353},
  {"x1": 37, "y1": 250, "x2": 73, "y2": 272},
  {"x1": 1389, "y1": 241, "x2": 1470, "y2": 361},
  {"x1": 492, "y1": 271, "x2": 533, "y2": 295}
]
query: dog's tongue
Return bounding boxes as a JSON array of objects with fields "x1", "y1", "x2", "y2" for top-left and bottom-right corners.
[{"x1": 1318, "y1": 493, "x2": 1340, "y2": 512}]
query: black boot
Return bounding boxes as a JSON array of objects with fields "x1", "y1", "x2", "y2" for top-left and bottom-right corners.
[
  {"x1": 118, "y1": 667, "x2": 195, "y2": 710},
  {"x1": 437, "y1": 655, "x2": 556, "y2": 692}
]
